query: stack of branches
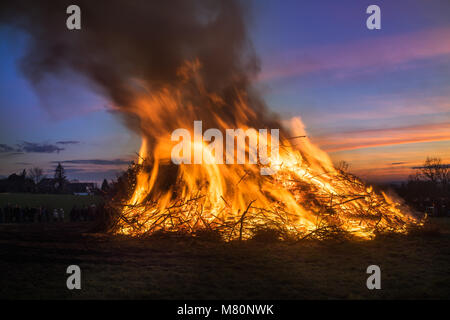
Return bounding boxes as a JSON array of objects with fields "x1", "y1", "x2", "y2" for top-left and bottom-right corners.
[{"x1": 107, "y1": 161, "x2": 421, "y2": 241}]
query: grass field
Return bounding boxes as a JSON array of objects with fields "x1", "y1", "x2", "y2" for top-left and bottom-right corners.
[
  {"x1": 0, "y1": 218, "x2": 449, "y2": 299},
  {"x1": 0, "y1": 193, "x2": 102, "y2": 219}
]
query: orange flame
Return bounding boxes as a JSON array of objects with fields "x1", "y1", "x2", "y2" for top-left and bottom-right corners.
[{"x1": 115, "y1": 61, "x2": 420, "y2": 240}]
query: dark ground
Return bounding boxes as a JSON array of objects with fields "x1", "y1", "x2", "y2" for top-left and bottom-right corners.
[{"x1": 1, "y1": 219, "x2": 449, "y2": 299}]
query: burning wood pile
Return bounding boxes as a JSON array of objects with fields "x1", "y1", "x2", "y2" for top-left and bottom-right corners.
[
  {"x1": 107, "y1": 63, "x2": 421, "y2": 240},
  {"x1": 110, "y1": 149, "x2": 420, "y2": 241}
]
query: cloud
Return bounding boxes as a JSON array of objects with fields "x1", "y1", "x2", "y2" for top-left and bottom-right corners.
[
  {"x1": 259, "y1": 27, "x2": 450, "y2": 82},
  {"x1": 412, "y1": 164, "x2": 450, "y2": 169},
  {"x1": 0, "y1": 152, "x2": 24, "y2": 158},
  {"x1": 18, "y1": 141, "x2": 64, "y2": 153},
  {"x1": 313, "y1": 122, "x2": 450, "y2": 153},
  {"x1": 0, "y1": 140, "x2": 82, "y2": 154},
  {"x1": 0, "y1": 144, "x2": 16, "y2": 153},
  {"x1": 56, "y1": 140, "x2": 80, "y2": 145},
  {"x1": 308, "y1": 94, "x2": 450, "y2": 124},
  {"x1": 53, "y1": 159, "x2": 131, "y2": 166}
]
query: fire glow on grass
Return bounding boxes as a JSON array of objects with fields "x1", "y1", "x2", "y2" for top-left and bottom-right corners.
[{"x1": 113, "y1": 61, "x2": 421, "y2": 240}]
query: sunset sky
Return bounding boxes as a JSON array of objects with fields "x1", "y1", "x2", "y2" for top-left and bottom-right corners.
[{"x1": 1, "y1": 0, "x2": 449, "y2": 183}]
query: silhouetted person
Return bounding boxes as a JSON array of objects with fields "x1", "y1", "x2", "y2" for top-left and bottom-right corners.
[
  {"x1": 53, "y1": 208, "x2": 58, "y2": 222},
  {"x1": 88, "y1": 204, "x2": 97, "y2": 221},
  {"x1": 58, "y1": 208, "x2": 64, "y2": 222},
  {"x1": 13, "y1": 205, "x2": 20, "y2": 223},
  {"x1": 70, "y1": 205, "x2": 77, "y2": 222},
  {"x1": 24, "y1": 206, "x2": 30, "y2": 223},
  {"x1": 82, "y1": 205, "x2": 88, "y2": 221},
  {"x1": 8, "y1": 204, "x2": 13, "y2": 223},
  {"x1": 37, "y1": 206, "x2": 42, "y2": 223},
  {"x1": 44, "y1": 207, "x2": 50, "y2": 223},
  {"x1": 4, "y1": 204, "x2": 11, "y2": 223},
  {"x1": 31, "y1": 207, "x2": 37, "y2": 223}
]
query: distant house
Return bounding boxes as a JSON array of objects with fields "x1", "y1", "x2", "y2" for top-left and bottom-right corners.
[
  {"x1": 68, "y1": 182, "x2": 96, "y2": 195},
  {"x1": 38, "y1": 178, "x2": 58, "y2": 193},
  {"x1": 37, "y1": 179, "x2": 96, "y2": 195},
  {"x1": 0, "y1": 173, "x2": 34, "y2": 193}
]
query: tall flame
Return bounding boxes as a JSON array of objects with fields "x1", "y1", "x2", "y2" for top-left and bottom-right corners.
[{"x1": 115, "y1": 61, "x2": 419, "y2": 240}]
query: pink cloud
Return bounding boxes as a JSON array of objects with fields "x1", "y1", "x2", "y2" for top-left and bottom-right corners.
[
  {"x1": 258, "y1": 27, "x2": 450, "y2": 82},
  {"x1": 312, "y1": 122, "x2": 450, "y2": 152},
  {"x1": 301, "y1": 94, "x2": 450, "y2": 126}
]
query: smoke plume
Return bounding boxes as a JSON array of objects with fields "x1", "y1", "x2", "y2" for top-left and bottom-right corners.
[{"x1": 0, "y1": 0, "x2": 282, "y2": 137}]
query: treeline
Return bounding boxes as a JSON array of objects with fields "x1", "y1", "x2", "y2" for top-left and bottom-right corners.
[
  {"x1": 392, "y1": 157, "x2": 449, "y2": 216},
  {"x1": 0, "y1": 163, "x2": 106, "y2": 195}
]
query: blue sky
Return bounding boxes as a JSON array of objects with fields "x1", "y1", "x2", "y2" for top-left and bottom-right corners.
[{"x1": 1, "y1": 0, "x2": 449, "y2": 183}]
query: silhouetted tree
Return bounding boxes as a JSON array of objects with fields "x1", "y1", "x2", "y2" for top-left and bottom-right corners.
[
  {"x1": 101, "y1": 179, "x2": 110, "y2": 192},
  {"x1": 395, "y1": 157, "x2": 450, "y2": 215},
  {"x1": 416, "y1": 157, "x2": 449, "y2": 186},
  {"x1": 54, "y1": 162, "x2": 67, "y2": 192},
  {"x1": 336, "y1": 161, "x2": 349, "y2": 172},
  {"x1": 108, "y1": 161, "x2": 141, "y2": 200},
  {"x1": 2, "y1": 172, "x2": 34, "y2": 192},
  {"x1": 29, "y1": 167, "x2": 45, "y2": 185}
]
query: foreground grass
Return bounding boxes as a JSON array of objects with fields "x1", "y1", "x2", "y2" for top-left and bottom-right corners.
[{"x1": 0, "y1": 219, "x2": 449, "y2": 299}]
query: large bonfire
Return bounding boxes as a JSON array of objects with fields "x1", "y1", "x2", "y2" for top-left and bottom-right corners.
[{"x1": 112, "y1": 61, "x2": 420, "y2": 240}]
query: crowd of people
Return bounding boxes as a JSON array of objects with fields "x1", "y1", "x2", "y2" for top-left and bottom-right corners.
[
  {"x1": 69, "y1": 204, "x2": 98, "y2": 222},
  {"x1": 0, "y1": 204, "x2": 98, "y2": 223}
]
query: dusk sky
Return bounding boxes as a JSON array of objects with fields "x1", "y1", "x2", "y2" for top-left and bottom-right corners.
[{"x1": 1, "y1": 0, "x2": 449, "y2": 184}]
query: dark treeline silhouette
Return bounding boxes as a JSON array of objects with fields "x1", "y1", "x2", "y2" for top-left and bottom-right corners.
[
  {"x1": 0, "y1": 163, "x2": 99, "y2": 195},
  {"x1": 0, "y1": 170, "x2": 35, "y2": 193},
  {"x1": 393, "y1": 157, "x2": 449, "y2": 217}
]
